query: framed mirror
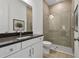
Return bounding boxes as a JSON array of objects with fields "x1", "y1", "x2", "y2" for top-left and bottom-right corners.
[{"x1": 0, "y1": 0, "x2": 33, "y2": 33}]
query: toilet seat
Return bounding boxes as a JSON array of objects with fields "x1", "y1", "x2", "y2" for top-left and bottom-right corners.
[
  {"x1": 43, "y1": 41, "x2": 52, "y2": 45},
  {"x1": 43, "y1": 41, "x2": 52, "y2": 54}
]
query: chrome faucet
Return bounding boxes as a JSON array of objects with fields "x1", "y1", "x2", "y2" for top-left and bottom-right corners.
[
  {"x1": 19, "y1": 29, "x2": 22, "y2": 37},
  {"x1": 20, "y1": 31, "x2": 22, "y2": 37}
]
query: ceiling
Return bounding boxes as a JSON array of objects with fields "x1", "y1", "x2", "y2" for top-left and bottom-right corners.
[{"x1": 45, "y1": 0, "x2": 65, "y2": 6}]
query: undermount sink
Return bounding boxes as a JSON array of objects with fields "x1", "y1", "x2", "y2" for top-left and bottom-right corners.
[{"x1": 17, "y1": 36, "x2": 31, "y2": 40}]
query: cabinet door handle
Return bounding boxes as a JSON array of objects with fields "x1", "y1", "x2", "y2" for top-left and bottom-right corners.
[
  {"x1": 29, "y1": 49, "x2": 31, "y2": 57},
  {"x1": 32, "y1": 48, "x2": 34, "y2": 56},
  {"x1": 9, "y1": 48, "x2": 13, "y2": 52},
  {"x1": 40, "y1": 38, "x2": 41, "y2": 40}
]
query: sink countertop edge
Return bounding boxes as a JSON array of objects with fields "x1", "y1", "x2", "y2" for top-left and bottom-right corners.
[{"x1": 0, "y1": 34, "x2": 43, "y2": 48}]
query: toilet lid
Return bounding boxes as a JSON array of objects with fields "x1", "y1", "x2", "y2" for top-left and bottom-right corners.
[{"x1": 43, "y1": 41, "x2": 52, "y2": 45}]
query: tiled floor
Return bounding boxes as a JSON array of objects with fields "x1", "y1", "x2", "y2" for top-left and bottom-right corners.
[{"x1": 43, "y1": 50, "x2": 73, "y2": 58}]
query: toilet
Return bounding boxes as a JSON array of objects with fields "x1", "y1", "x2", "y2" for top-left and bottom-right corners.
[{"x1": 43, "y1": 41, "x2": 52, "y2": 54}]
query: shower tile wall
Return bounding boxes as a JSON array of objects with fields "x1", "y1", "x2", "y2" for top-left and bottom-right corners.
[
  {"x1": 49, "y1": 0, "x2": 72, "y2": 47},
  {"x1": 43, "y1": 0, "x2": 73, "y2": 47}
]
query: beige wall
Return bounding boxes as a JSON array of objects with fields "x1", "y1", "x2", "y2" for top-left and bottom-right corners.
[
  {"x1": 43, "y1": 0, "x2": 73, "y2": 47},
  {"x1": 71, "y1": 0, "x2": 75, "y2": 49},
  {"x1": 43, "y1": 1, "x2": 50, "y2": 40}
]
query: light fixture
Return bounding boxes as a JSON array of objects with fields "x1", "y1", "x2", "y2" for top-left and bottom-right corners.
[
  {"x1": 22, "y1": 0, "x2": 32, "y2": 6},
  {"x1": 22, "y1": 0, "x2": 28, "y2": 3},
  {"x1": 49, "y1": 14, "x2": 54, "y2": 20}
]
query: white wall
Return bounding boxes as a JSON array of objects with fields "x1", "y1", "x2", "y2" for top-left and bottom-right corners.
[
  {"x1": 32, "y1": 0, "x2": 43, "y2": 35},
  {"x1": 0, "y1": 0, "x2": 9, "y2": 33}
]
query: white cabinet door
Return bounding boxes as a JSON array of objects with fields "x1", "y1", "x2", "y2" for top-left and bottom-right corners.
[
  {"x1": 31, "y1": 42, "x2": 43, "y2": 58},
  {"x1": 0, "y1": 43, "x2": 21, "y2": 58},
  {"x1": 0, "y1": 0, "x2": 9, "y2": 33},
  {"x1": 7, "y1": 47, "x2": 32, "y2": 58},
  {"x1": 7, "y1": 37, "x2": 43, "y2": 58}
]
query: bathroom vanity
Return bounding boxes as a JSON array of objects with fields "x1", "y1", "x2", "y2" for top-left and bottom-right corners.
[
  {"x1": 0, "y1": 34, "x2": 43, "y2": 58},
  {"x1": 0, "y1": 0, "x2": 43, "y2": 58}
]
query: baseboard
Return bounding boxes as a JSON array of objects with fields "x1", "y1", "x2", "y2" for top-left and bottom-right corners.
[{"x1": 50, "y1": 44, "x2": 73, "y2": 56}]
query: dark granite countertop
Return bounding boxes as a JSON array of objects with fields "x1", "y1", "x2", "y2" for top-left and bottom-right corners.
[{"x1": 0, "y1": 34, "x2": 43, "y2": 48}]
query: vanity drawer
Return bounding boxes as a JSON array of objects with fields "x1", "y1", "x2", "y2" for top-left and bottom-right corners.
[
  {"x1": 0, "y1": 43, "x2": 21, "y2": 58},
  {"x1": 22, "y1": 37, "x2": 43, "y2": 48}
]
